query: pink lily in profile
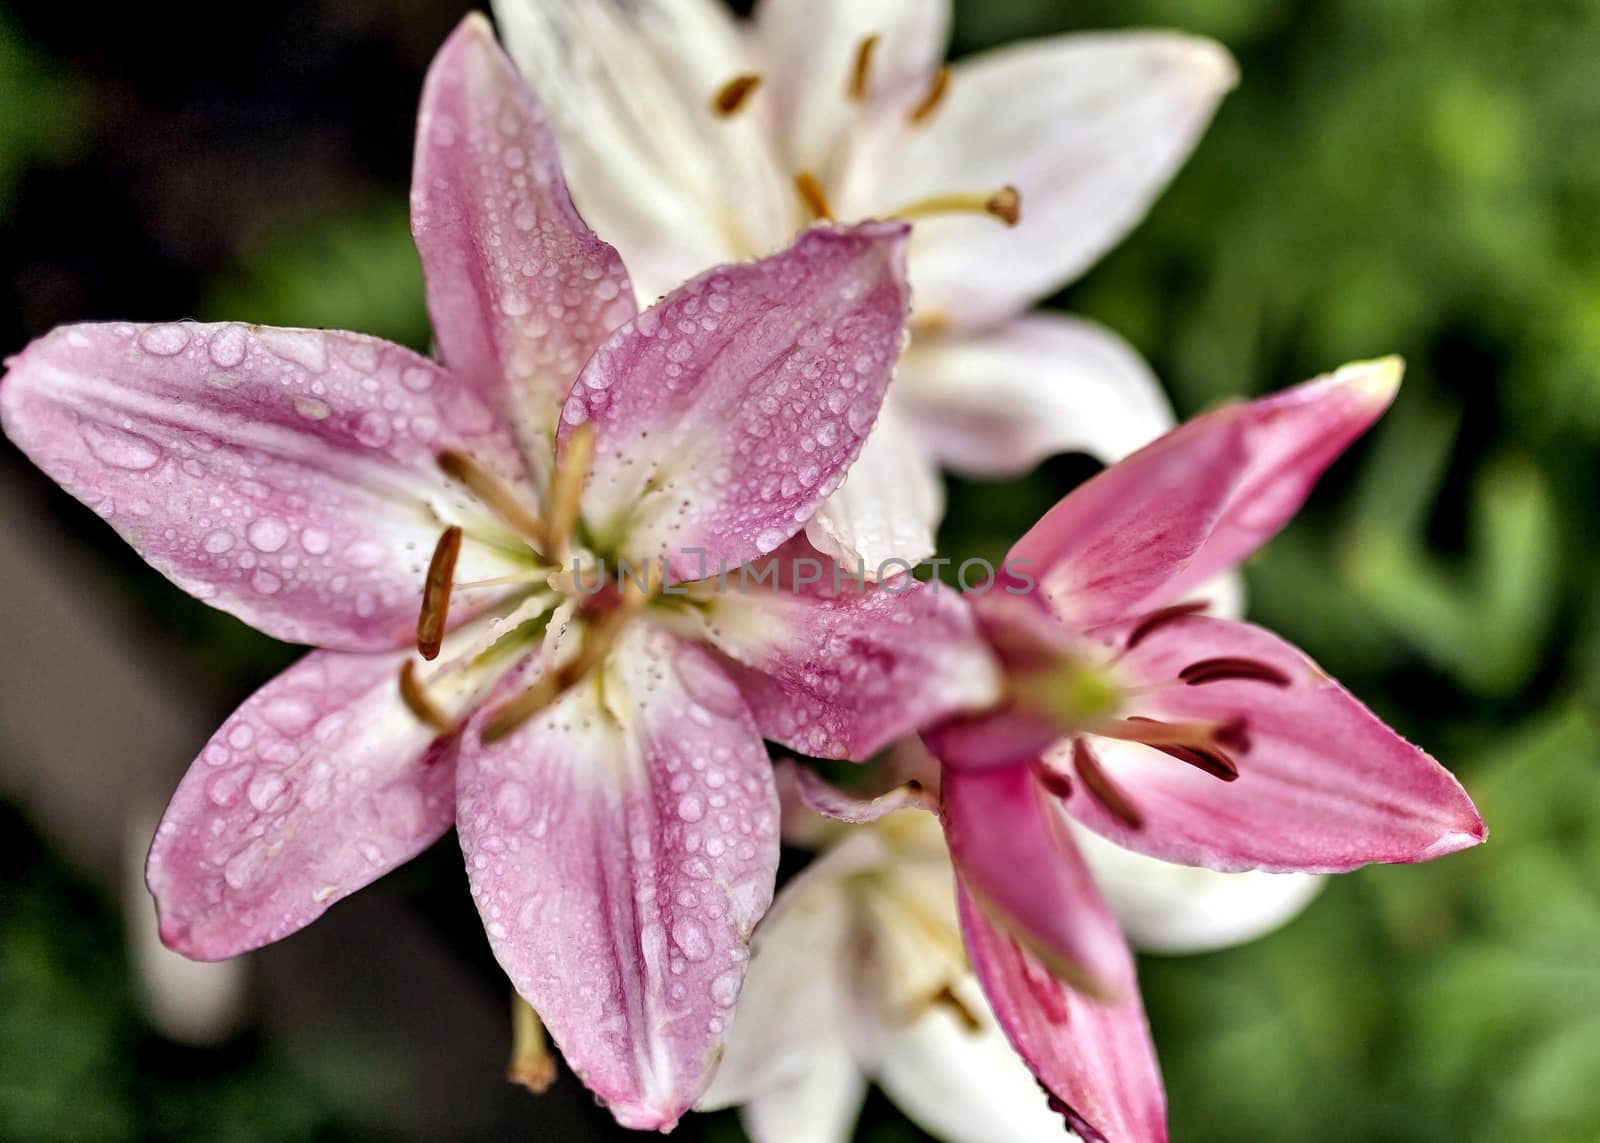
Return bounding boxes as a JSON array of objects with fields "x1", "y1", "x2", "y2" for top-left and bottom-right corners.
[
  {"x1": 804, "y1": 360, "x2": 1486, "y2": 1141},
  {"x1": 0, "y1": 17, "x2": 994, "y2": 1129}
]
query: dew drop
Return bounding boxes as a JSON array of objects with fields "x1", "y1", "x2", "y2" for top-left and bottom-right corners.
[
  {"x1": 138, "y1": 323, "x2": 190, "y2": 356},
  {"x1": 670, "y1": 917, "x2": 713, "y2": 962},
  {"x1": 247, "y1": 517, "x2": 290, "y2": 553},
  {"x1": 207, "y1": 324, "x2": 249, "y2": 367},
  {"x1": 79, "y1": 422, "x2": 161, "y2": 471}
]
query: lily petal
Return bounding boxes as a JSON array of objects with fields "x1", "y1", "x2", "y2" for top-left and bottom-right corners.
[
  {"x1": 698, "y1": 826, "x2": 881, "y2": 1112},
  {"x1": 1012, "y1": 359, "x2": 1400, "y2": 626},
  {"x1": 412, "y1": 13, "x2": 637, "y2": 482},
  {"x1": 1071, "y1": 824, "x2": 1323, "y2": 954},
  {"x1": 940, "y1": 764, "x2": 1128, "y2": 999},
  {"x1": 843, "y1": 32, "x2": 1234, "y2": 328},
  {"x1": 0, "y1": 322, "x2": 526, "y2": 651},
  {"x1": 455, "y1": 625, "x2": 779, "y2": 1129},
  {"x1": 686, "y1": 539, "x2": 1000, "y2": 760},
  {"x1": 146, "y1": 649, "x2": 459, "y2": 959},
  {"x1": 740, "y1": 1049, "x2": 866, "y2": 1143},
  {"x1": 753, "y1": 0, "x2": 950, "y2": 179},
  {"x1": 957, "y1": 884, "x2": 1167, "y2": 1143},
  {"x1": 872, "y1": 975, "x2": 1081, "y2": 1143},
  {"x1": 805, "y1": 398, "x2": 944, "y2": 572},
  {"x1": 897, "y1": 313, "x2": 1173, "y2": 478},
  {"x1": 567, "y1": 223, "x2": 912, "y2": 577},
  {"x1": 492, "y1": 0, "x2": 791, "y2": 303},
  {"x1": 1069, "y1": 613, "x2": 1486, "y2": 873},
  {"x1": 784, "y1": 762, "x2": 937, "y2": 823}
]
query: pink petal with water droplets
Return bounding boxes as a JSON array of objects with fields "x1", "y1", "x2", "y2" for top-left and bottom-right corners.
[
  {"x1": 455, "y1": 625, "x2": 779, "y2": 1130},
  {"x1": 690, "y1": 540, "x2": 999, "y2": 760},
  {"x1": 957, "y1": 883, "x2": 1167, "y2": 1143},
  {"x1": 412, "y1": 14, "x2": 636, "y2": 480},
  {"x1": 564, "y1": 223, "x2": 912, "y2": 578},
  {"x1": 1067, "y1": 613, "x2": 1485, "y2": 873},
  {"x1": 940, "y1": 764, "x2": 1129, "y2": 1000},
  {"x1": 1, "y1": 322, "x2": 528, "y2": 651},
  {"x1": 1010, "y1": 360, "x2": 1400, "y2": 627},
  {"x1": 146, "y1": 649, "x2": 458, "y2": 960}
]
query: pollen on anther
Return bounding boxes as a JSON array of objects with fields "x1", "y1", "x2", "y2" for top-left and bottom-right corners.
[
  {"x1": 908, "y1": 66, "x2": 951, "y2": 124},
  {"x1": 848, "y1": 35, "x2": 880, "y2": 103},
  {"x1": 711, "y1": 73, "x2": 762, "y2": 117},
  {"x1": 417, "y1": 526, "x2": 462, "y2": 661},
  {"x1": 986, "y1": 185, "x2": 1022, "y2": 227},
  {"x1": 794, "y1": 172, "x2": 835, "y2": 222}
]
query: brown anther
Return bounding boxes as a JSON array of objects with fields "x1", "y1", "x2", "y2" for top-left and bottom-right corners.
[
  {"x1": 508, "y1": 993, "x2": 557, "y2": 1094},
  {"x1": 711, "y1": 73, "x2": 763, "y2": 117},
  {"x1": 907, "y1": 66, "x2": 951, "y2": 124},
  {"x1": 929, "y1": 983, "x2": 984, "y2": 1033},
  {"x1": 794, "y1": 171, "x2": 835, "y2": 222},
  {"x1": 848, "y1": 34, "x2": 880, "y2": 102},
  {"x1": 398, "y1": 661, "x2": 455, "y2": 736},
  {"x1": 417, "y1": 526, "x2": 462, "y2": 660},
  {"x1": 1149, "y1": 742, "x2": 1239, "y2": 782},
  {"x1": 985, "y1": 186, "x2": 1022, "y2": 227},
  {"x1": 1178, "y1": 657, "x2": 1292, "y2": 688},
  {"x1": 438, "y1": 449, "x2": 545, "y2": 550},
  {"x1": 546, "y1": 423, "x2": 596, "y2": 564},
  {"x1": 1073, "y1": 737, "x2": 1144, "y2": 829},
  {"x1": 1124, "y1": 601, "x2": 1209, "y2": 651},
  {"x1": 1030, "y1": 759, "x2": 1075, "y2": 800},
  {"x1": 1212, "y1": 715, "x2": 1251, "y2": 753}
]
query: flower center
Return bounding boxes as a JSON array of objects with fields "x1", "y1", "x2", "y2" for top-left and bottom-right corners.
[
  {"x1": 398, "y1": 425, "x2": 660, "y2": 742},
  {"x1": 710, "y1": 36, "x2": 1023, "y2": 236},
  {"x1": 1015, "y1": 601, "x2": 1295, "y2": 830}
]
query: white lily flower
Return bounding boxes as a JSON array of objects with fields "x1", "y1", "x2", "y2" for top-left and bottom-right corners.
[
  {"x1": 492, "y1": 0, "x2": 1237, "y2": 570},
  {"x1": 698, "y1": 807, "x2": 1072, "y2": 1143}
]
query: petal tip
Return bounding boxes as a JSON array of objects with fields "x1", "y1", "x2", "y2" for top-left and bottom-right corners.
[
  {"x1": 1176, "y1": 34, "x2": 1240, "y2": 94},
  {"x1": 1337, "y1": 355, "x2": 1405, "y2": 408}
]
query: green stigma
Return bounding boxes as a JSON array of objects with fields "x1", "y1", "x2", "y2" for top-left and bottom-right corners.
[{"x1": 1010, "y1": 658, "x2": 1124, "y2": 730}]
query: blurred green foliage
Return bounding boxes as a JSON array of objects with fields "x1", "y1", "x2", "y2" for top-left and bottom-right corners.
[{"x1": 5, "y1": 0, "x2": 1600, "y2": 1140}]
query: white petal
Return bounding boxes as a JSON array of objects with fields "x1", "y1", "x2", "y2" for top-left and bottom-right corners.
[
  {"x1": 806, "y1": 399, "x2": 944, "y2": 573},
  {"x1": 840, "y1": 32, "x2": 1236, "y2": 327},
  {"x1": 753, "y1": 0, "x2": 950, "y2": 179},
  {"x1": 897, "y1": 312, "x2": 1174, "y2": 477},
  {"x1": 492, "y1": 0, "x2": 791, "y2": 301},
  {"x1": 739, "y1": 1042, "x2": 866, "y2": 1143},
  {"x1": 872, "y1": 977, "x2": 1077, "y2": 1143},
  {"x1": 1071, "y1": 822, "x2": 1325, "y2": 953},
  {"x1": 698, "y1": 829, "x2": 883, "y2": 1108}
]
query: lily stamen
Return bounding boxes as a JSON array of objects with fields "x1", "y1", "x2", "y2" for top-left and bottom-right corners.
[
  {"x1": 481, "y1": 597, "x2": 639, "y2": 744},
  {"x1": 1123, "y1": 600, "x2": 1209, "y2": 651},
  {"x1": 890, "y1": 185, "x2": 1022, "y2": 227},
  {"x1": 546, "y1": 423, "x2": 596, "y2": 565},
  {"x1": 453, "y1": 570, "x2": 548, "y2": 592},
  {"x1": 1178, "y1": 657, "x2": 1292, "y2": 687},
  {"x1": 438, "y1": 449, "x2": 546, "y2": 550},
  {"x1": 398, "y1": 660, "x2": 455, "y2": 736},
  {"x1": 711, "y1": 73, "x2": 763, "y2": 117},
  {"x1": 907, "y1": 66, "x2": 951, "y2": 124},
  {"x1": 848, "y1": 35, "x2": 880, "y2": 103},
  {"x1": 1073, "y1": 738, "x2": 1143, "y2": 829},
  {"x1": 794, "y1": 172, "x2": 835, "y2": 222},
  {"x1": 417, "y1": 525, "x2": 462, "y2": 660}
]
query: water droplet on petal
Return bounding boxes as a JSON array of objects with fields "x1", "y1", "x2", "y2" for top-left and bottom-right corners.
[
  {"x1": 79, "y1": 423, "x2": 161, "y2": 470},
  {"x1": 247, "y1": 517, "x2": 290, "y2": 552},
  {"x1": 670, "y1": 917, "x2": 712, "y2": 962},
  {"x1": 138, "y1": 323, "x2": 190, "y2": 356}
]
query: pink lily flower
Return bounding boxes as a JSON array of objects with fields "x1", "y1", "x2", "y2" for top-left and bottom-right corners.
[
  {"x1": 805, "y1": 359, "x2": 1487, "y2": 1141},
  {"x1": 0, "y1": 16, "x2": 994, "y2": 1129}
]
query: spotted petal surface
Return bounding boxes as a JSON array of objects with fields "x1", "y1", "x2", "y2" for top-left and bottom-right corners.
[
  {"x1": 0, "y1": 322, "x2": 526, "y2": 651},
  {"x1": 412, "y1": 15, "x2": 637, "y2": 482},
  {"x1": 146, "y1": 649, "x2": 458, "y2": 959},
  {"x1": 455, "y1": 625, "x2": 779, "y2": 1129},
  {"x1": 564, "y1": 223, "x2": 912, "y2": 579}
]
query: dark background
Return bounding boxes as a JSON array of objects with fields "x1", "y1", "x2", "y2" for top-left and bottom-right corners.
[{"x1": 3, "y1": 1, "x2": 1599, "y2": 1141}]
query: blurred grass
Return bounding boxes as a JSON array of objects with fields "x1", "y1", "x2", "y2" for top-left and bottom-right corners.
[{"x1": 4, "y1": 0, "x2": 1600, "y2": 1140}]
